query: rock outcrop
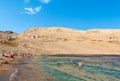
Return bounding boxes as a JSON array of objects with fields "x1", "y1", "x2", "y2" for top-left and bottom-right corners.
[{"x1": 0, "y1": 31, "x2": 17, "y2": 43}]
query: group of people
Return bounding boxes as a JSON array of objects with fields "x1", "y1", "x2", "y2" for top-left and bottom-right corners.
[
  {"x1": 0, "y1": 52, "x2": 33, "y2": 59},
  {"x1": 0, "y1": 52, "x2": 17, "y2": 59},
  {"x1": 20, "y1": 53, "x2": 34, "y2": 59},
  {"x1": 70, "y1": 57, "x2": 83, "y2": 68},
  {"x1": 56, "y1": 57, "x2": 83, "y2": 69}
]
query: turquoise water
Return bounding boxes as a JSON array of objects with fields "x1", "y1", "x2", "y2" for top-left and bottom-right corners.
[{"x1": 38, "y1": 55, "x2": 120, "y2": 81}]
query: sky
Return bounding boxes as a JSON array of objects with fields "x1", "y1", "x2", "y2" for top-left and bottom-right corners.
[{"x1": 0, "y1": 0, "x2": 120, "y2": 33}]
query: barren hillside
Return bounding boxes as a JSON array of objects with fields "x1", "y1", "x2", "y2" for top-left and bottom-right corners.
[
  {"x1": 1, "y1": 27, "x2": 120, "y2": 55},
  {"x1": 0, "y1": 31, "x2": 18, "y2": 52}
]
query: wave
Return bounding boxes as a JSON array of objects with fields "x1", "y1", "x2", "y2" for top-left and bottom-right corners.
[{"x1": 9, "y1": 68, "x2": 22, "y2": 81}]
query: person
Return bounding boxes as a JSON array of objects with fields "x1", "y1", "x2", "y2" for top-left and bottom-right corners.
[
  {"x1": 56, "y1": 63, "x2": 61, "y2": 67},
  {"x1": 73, "y1": 59, "x2": 77, "y2": 67},
  {"x1": 8, "y1": 53, "x2": 14, "y2": 59},
  {"x1": 70, "y1": 58, "x2": 73, "y2": 63},
  {"x1": 2, "y1": 52, "x2": 4, "y2": 57},
  {"x1": 78, "y1": 60, "x2": 83, "y2": 68},
  {"x1": 0, "y1": 52, "x2": 4, "y2": 60},
  {"x1": 12, "y1": 52, "x2": 17, "y2": 57}
]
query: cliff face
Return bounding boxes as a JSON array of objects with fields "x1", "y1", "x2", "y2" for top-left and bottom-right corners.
[{"x1": 1, "y1": 27, "x2": 120, "y2": 55}]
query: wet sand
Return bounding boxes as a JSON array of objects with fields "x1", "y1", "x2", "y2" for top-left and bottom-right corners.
[
  {"x1": 0, "y1": 64, "x2": 14, "y2": 81},
  {"x1": 7, "y1": 56, "x2": 53, "y2": 81},
  {"x1": 0, "y1": 56, "x2": 53, "y2": 81},
  {"x1": 0, "y1": 57, "x2": 22, "y2": 81},
  {"x1": 0, "y1": 74, "x2": 9, "y2": 81}
]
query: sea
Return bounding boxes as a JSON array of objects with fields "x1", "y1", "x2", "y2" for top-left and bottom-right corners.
[{"x1": 37, "y1": 55, "x2": 120, "y2": 81}]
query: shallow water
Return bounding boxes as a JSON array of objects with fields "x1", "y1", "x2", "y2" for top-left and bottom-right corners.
[{"x1": 38, "y1": 55, "x2": 120, "y2": 81}]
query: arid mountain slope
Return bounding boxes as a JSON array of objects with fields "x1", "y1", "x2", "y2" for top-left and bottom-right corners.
[
  {"x1": 0, "y1": 31, "x2": 18, "y2": 52},
  {"x1": 0, "y1": 31, "x2": 17, "y2": 42},
  {"x1": 17, "y1": 28, "x2": 120, "y2": 55},
  {"x1": 1, "y1": 28, "x2": 120, "y2": 55}
]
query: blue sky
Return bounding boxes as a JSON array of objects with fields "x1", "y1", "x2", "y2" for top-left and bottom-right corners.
[{"x1": 0, "y1": 0, "x2": 120, "y2": 33}]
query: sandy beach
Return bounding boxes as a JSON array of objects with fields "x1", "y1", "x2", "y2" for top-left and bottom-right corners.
[
  {"x1": 0, "y1": 55, "x2": 53, "y2": 81},
  {"x1": 0, "y1": 61, "x2": 15, "y2": 81}
]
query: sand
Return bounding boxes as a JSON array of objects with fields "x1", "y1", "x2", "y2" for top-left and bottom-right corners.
[
  {"x1": 0, "y1": 56, "x2": 53, "y2": 81},
  {"x1": 0, "y1": 63, "x2": 14, "y2": 81}
]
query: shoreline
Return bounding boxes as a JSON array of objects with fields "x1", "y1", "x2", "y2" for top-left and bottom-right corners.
[
  {"x1": 7, "y1": 55, "x2": 52, "y2": 81},
  {"x1": 0, "y1": 55, "x2": 32, "y2": 81},
  {"x1": 42, "y1": 54, "x2": 120, "y2": 57},
  {"x1": 0, "y1": 61, "x2": 16, "y2": 81},
  {"x1": 0, "y1": 54, "x2": 120, "y2": 81}
]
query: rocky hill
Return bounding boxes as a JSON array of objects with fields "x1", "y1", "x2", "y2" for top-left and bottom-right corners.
[
  {"x1": 0, "y1": 31, "x2": 17, "y2": 42},
  {"x1": 0, "y1": 31, "x2": 18, "y2": 52},
  {"x1": 1, "y1": 27, "x2": 120, "y2": 55}
]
